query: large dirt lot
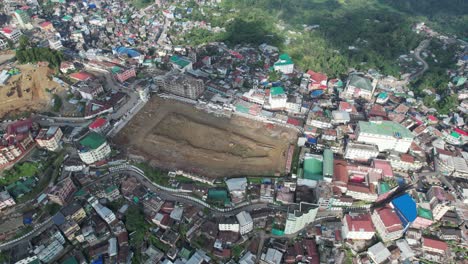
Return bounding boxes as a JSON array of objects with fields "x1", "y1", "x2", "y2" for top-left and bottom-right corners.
[
  {"x1": 115, "y1": 97, "x2": 298, "y2": 178},
  {"x1": 0, "y1": 64, "x2": 64, "y2": 118}
]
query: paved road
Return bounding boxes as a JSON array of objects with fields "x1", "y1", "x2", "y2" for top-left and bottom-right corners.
[
  {"x1": 409, "y1": 39, "x2": 430, "y2": 81},
  {"x1": 0, "y1": 217, "x2": 53, "y2": 251}
]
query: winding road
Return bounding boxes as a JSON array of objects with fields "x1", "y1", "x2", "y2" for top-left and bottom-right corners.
[{"x1": 409, "y1": 39, "x2": 430, "y2": 81}]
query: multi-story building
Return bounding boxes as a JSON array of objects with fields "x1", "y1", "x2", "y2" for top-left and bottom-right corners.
[
  {"x1": 342, "y1": 74, "x2": 376, "y2": 101},
  {"x1": 412, "y1": 207, "x2": 434, "y2": 229},
  {"x1": 48, "y1": 36, "x2": 63, "y2": 50},
  {"x1": 344, "y1": 143, "x2": 379, "y2": 161},
  {"x1": 371, "y1": 207, "x2": 404, "y2": 242},
  {"x1": 156, "y1": 72, "x2": 204, "y2": 99},
  {"x1": 0, "y1": 191, "x2": 15, "y2": 211},
  {"x1": 72, "y1": 81, "x2": 104, "y2": 100},
  {"x1": 88, "y1": 118, "x2": 110, "y2": 134},
  {"x1": 391, "y1": 194, "x2": 417, "y2": 229},
  {"x1": 35, "y1": 126, "x2": 63, "y2": 151},
  {"x1": 0, "y1": 39, "x2": 8, "y2": 50},
  {"x1": 59, "y1": 220, "x2": 80, "y2": 241},
  {"x1": 426, "y1": 186, "x2": 453, "y2": 221},
  {"x1": 0, "y1": 27, "x2": 22, "y2": 42},
  {"x1": 88, "y1": 196, "x2": 116, "y2": 224},
  {"x1": 306, "y1": 111, "x2": 332, "y2": 129},
  {"x1": 267, "y1": 87, "x2": 287, "y2": 110},
  {"x1": 34, "y1": 231, "x2": 65, "y2": 263},
  {"x1": 342, "y1": 213, "x2": 375, "y2": 240},
  {"x1": 345, "y1": 183, "x2": 378, "y2": 202},
  {"x1": 273, "y1": 54, "x2": 294, "y2": 74},
  {"x1": 218, "y1": 217, "x2": 240, "y2": 233},
  {"x1": 236, "y1": 211, "x2": 253, "y2": 235},
  {"x1": 61, "y1": 203, "x2": 86, "y2": 223},
  {"x1": 48, "y1": 177, "x2": 76, "y2": 205},
  {"x1": 356, "y1": 120, "x2": 414, "y2": 153},
  {"x1": 284, "y1": 203, "x2": 319, "y2": 235},
  {"x1": 112, "y1": 66, "x2": 136, "y2": 83},
  {"x1": 169, "y1": 55, "x2": 193, "y2": 72},
  {"x1": 78, "y1": 132, "x2": 111, "y2": 164},
  {"x1": 388, "y1": 153, "x2": 423, "y2": 172},
  {"x1": 13, "y1": 9, "x2": 32, "y2": 29},
  {"x1": 422, "y1": 237, "x2": 448, "y2": 256}
]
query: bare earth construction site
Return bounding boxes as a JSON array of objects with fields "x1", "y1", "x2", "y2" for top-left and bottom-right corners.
[{"x1": 115, "y1": 97, "x2": 298, "y2": 178}]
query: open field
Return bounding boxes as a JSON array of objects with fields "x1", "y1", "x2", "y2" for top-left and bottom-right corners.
[
  {"x1": 115, "y1": 97, "x2": 298, "y2": 178},
  {"x1": 0, "y1": 64, "x2": 64, "y2": 118}
]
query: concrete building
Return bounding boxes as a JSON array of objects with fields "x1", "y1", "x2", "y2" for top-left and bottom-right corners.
[
  {"x1": 48, "y1": 36, "x2": 63, "y2": 50},
  {"x1": 356, "y1": 120, "x2": 414, "y2": 153},
  {"x1": 0, "y1": 27, "x2": 22, "y2": 42},
  {"x1": 0, "y1": 191, "x2": 15, "y2": 211},
  {"x1": 412, "y1": 207, "x2": 434, "y2": 229},
  {"x1": 284, "y1": 202, "x2": 319, "y2": 235},
  {"x1": 88, "y1": 196, "x2": 116, "y2": 224},
  {"x1": 156, "y1": 72, "x2": 204, "y2": 99},
  {"x1": 35, "y1": 127, "x2": 63, "y2": 151},
  {"x1": 343, "y1": 74, "x2": 377, "y2": 101},
  {"x1": 388, "y1": 153, "x2": 423, "y2": 172},
  {"x1": 273, "y1": 54, "x2": 294, "y2": 74},
  {"x1": 427, "y1": 186, "x2": 453, "y2": 221},
  {"x1": 13, "y1": 9, "x2": 32, "y2": 29},
  {"x1": 367, "y1": 242, "x2": 391, "y2": 264},
  {"x1": 48, "y1": 177, "x2": 76, "y2": 205},
  {"x1": 112, "y1": 66, "x2": 136, "y2": 83},
  {"x1": 344, "y1": 142, "x2": 379, "y2": 161},
  {"x1": 78, "y1": 132, "x2": 111, "y2": 164},
  {"x1": 422, "y1": 237, "x2": 448, "y2": 256},
  {"x1": 169, "y1": 55, "x2": 193, "y2": 72},
  {"x1": 371, "y1": 207, "x2": 404, "y2": 242},
  {"x1": 342, "y1": 213, "x2": 375, "y2": 240},
  {"x1": 267, "y1": 87, "x2": 287, "y2": 110},
  {"x1": 236, "y1": 211, "x2": 253, "y2": 235},
  {"x1": 261, "y1": 248, "x2": 283, "y2": 264},
  {"x1": 0, "y1": 39, "x2": 8, "y2": 50},
  {"x1": 72, "y1": 81, "x2": 104, "y2": 100},
  {"x1": 391, "y1": 194, "x2": 417, "y2": 230},
  {"x1": 218, "y1": 218, "x2": 240, "y2": 233}
]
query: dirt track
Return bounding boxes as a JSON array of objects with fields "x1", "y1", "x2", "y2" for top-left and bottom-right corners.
[{"x1": 115, "y1": 97, "x2": 298, "y2": 178}]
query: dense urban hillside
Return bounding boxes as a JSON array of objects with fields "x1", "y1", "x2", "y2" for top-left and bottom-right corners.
[{"x1": 177, "y1": 0, "x2": 466, "y2": 78}]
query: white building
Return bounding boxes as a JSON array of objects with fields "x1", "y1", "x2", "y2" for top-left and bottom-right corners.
[
  {"x1": 427, "y1": 186, "x2": 453, "y2": 221},
  {"x1": 236, "y1": 211, "x2": 253, "y2": 235},
  {"x1": 13, "y1": 10, "x2": 32, "y2": 29},
  {"x1": 261, "y1": 248, "x2": 283, "y2": 264},
  {"x1": 267, "y1": 87, "x2": 287, "y2": 110},
  {"x1": 356, "y1": 120, "x2": 414, "y2": 153},
  {"x1": 78, "y1": 132, "x2": 111, "y2": 164},
  {"x1": 88, "y1": 196, "x2": 116, "y2": 224},
  {"x1": 218, "y1": 218, "x2": 240, "y2": 233},
  {"x1": 388, "y1": 153, "x2": 423, "y2": 172},
  {"x1": 0, "y1": 28, "x2": 22, "y2": 42},
  {"x1": 284, "y1": 202, "x2": 319, "y2": 235},
  {"x1": 273, "y1": 54, "x2": 294, "y2": 74},
  {"x1": 345, "y1": 142, "x2": 379, "y2": 161},
  {"x1": 0, "y1": 39, "x2": 8, "y2": 50},
  {"x1": 343, "y1": 74, "x2": 377, "y2": 101},
  {"x1": 35, "y1": 127, "x2": 63, "y2": 151},
  {"x1": 371, "y1": 207, "x2": 404, "y2": 242},
  {"x1": 367, "y1": 242, "x2": 391, "y2": 264},
  {"x1": 48, "y1": 37, "x2": 63, "y2": 50},
  {"x1": 331, "y1": 110, "x2": 351, "y2": 125}
]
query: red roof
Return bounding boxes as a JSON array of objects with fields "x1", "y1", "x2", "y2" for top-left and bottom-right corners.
[
  {"x1": 427, "y1": 115, "x2": 438, "y2": 122},
  {"x1": 40, "y1": 21, "x2": 52, "y2": 28},
  {"x1": 400, "y1": 154, "x2": 415, "y2": 163},
  {"x1": 376, "y1": 207, "x2": 403, "y2": 232},
  {"x1": 423, "y1": 237, "x2": 448, "y2": 251},
  {"x1": 307, "y1": 70, "x2": 327, "y2": 83},
  {"x1": 70, "y1": 72, "x2": 93, "y2": 81},
  {"x1": 2, "y1": 28, "x2": 12, "y2": 34},
  {"x1": 454, "y1": 128, "x2": 468, "y2": 136},
  {"x1": 345, "y1": 213, "x2": 375, "y2": 232},
  {"x1": 287, "y1": 117, "x2": 301, "y2": 126},
  {"x1": 89, "y1": 118, "x2": 107, "y2": 130}
]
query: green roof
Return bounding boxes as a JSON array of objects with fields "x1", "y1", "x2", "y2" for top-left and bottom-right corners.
[
  {"x1": 62, "y1": 15, "x2": 72, "y2": 21},
  {"x1": 105, "y1": 185, "x2": 118, "y2": 193},
  {"x1": 380, "y1": 182, "x2": 390, "y2": 194},
  {"x1": 274, "y1": 54, "x2": 293, "y2": 66},
  {"x1": 358, "y1": 121, "x2": 414, "y2": 139},
  {"x1": 236, "y1": 104, "x2": 249, "y2": 114},
  {"x1": 417, "y1": 207, "x2": 433, "y2": 220},
  {"x1": 323, "y1": 149, "x2": 334, "y2": 177},
  {"x1": 348, "y1": 75, "x2": 373, "y2": 91},
  {"x1": 61, "y1": 257, "x2": 79, "y2": 264},
  {"x1": 74, "y1": 189, "x2": 87, "y2": 197},
  {"x1": 456, "y1": 77, "x2": 466, "y2": 87},
  {"x1": 80, "y1": 132, "x2": 106, "y2": 150},
  {"x1": 179, "y1": 247, "x2": 192, "y2": 260},
  {"x1": 270, "y1": 86, "x2": 285, "y2": 96},
  {"x1": 111, "y1": 66, "x2": 122, "y2": 74},
  {"x1": 378, "y1": 92, "x2": 388, "y2": 99},
  {"x1": 303, "y1": 156, "x2": 323, "y2": 181},
  {"x1": 170, "y1": 56, "x2": 190, "y2": 68},
  {"x1": 451, "y1": 131, "x2": 460, "y2": 139}
]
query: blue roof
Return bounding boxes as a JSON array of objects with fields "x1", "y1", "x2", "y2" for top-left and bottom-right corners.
[
  {"x1": 462, "y1": 55, "x2": 468, "y2": 61},
  {"x1": 113, "y1": 46, "x2": 141, "y2": 58},
  {"x1": 391, "y1": 193, "x2": 417, "y2": 225}
]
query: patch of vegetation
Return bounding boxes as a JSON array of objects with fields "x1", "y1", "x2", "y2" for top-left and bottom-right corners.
[
  {"x1": 52, "y1": 94, "x2": 62, "y2": 112},
  {"x1": 0, "y1": 162, "x2": 41, "y2": 186},
  {"x1": 149, "y1": 234, "x2": 171, "y2": 252},
  {"x1": 134, "y1": 162, "x2": 170, "y2": 186},
  {"x1": 131, "y1": 0, "x2": 152, "y2": 9},
  {"x1": 44, "y1": 203, "x2": 61, "y2": 215}
]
